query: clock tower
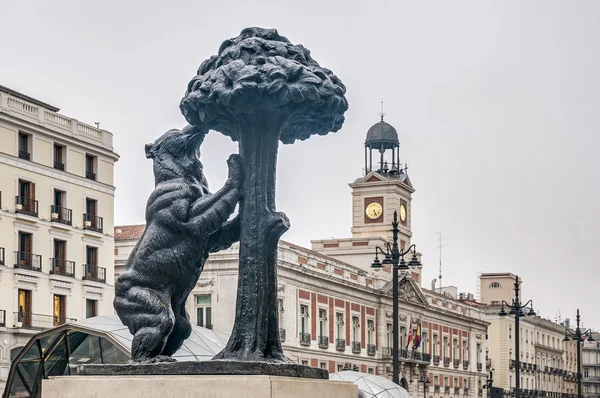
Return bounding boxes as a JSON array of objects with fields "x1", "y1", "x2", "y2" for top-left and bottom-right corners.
[
  {"x1": 350, "y1": 116, "x2": 414, "y2": 247},
  {"x1": 311, "y1": 114, "x2": 420, "y2": 281}
]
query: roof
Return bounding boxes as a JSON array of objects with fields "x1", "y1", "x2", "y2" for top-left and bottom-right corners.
[
  {"x1": 114, "y1": 224, "x2": 145, "y2": 241},
  {"x1": 329, "y1": 371, "x2": 411, "y2": 398},
  {"x1": 0, "y1": 84, "x2": 60, "y2": 112},
  {"x1": 365, "y1": 120, "x2": 399, "y2": 150}
]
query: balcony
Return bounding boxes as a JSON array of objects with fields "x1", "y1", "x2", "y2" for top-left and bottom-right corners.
[
  {"x1": 54, "y1": 161, "x2": 65, "y2": 171},
  {"x1": 82, "y1": 264, "x2": 106, "y2": 283},
  {"x1": 433, "y1": 355, "x2": 440, "y2": 365},
  {"x1": 279, "y1": 328, "x2": 286, "y2": 343},
  {"x1": 445, "y1": 386, "x2": 450, "y2": 394},
  {"x1": 454, "y1": 358, "x2": 460, "y2": 368},
  {"x1": 454, "y1": 387, "x2": 460, "y2": 395},
  {"x1": 19, "y1": 150, "x2": 31, "y2": 161},
  {"x1": 510, "y1": 360, "x2": 516, "y2": 369},
  {"x1": 423, "y1": 353, "x2": 431, "y2": 362},
  {"x1": 13, "y1": 312, "x2": 76, "y2": 330},
  {"x1": 336, "y1": 338, "x2": 346, "y2": 352},
  {"x1": 463, "y1": 360, "x2": 469, "y2": 370},
  {"x1": 444, "y1": 357, "x2": 450, "y2": 367},
  {"x1": 382, "y1": 347, "x2": 391, "y2": 359},
  {"x1": 14, "y1": 251, "x2": 42, "y2": 272},
  {"x1": 299, "y1": 333, "x2": 311, "y2": 346},
  {"x1": 478, "y1": 388, "x2": 483, "y2": 396},
  {"x1": 434, "y1": 386, "x2": 440, "y2": 393},
  {"x1": 477, "y1": 362, "x2": 483, "y2": 371},
  {"x1": 86, "y1": 171, "x2": 96, "y2": 181},
  {"x1": 51, "y1": 205, "x2": 72, "y2": 225},
  {"x1": 318, "y1": 335, "x2": 329, "y2": 348},
  {"x1": 352, "y1": 341, "x2": 361, "y2": 354},
  {"x1": 0, "y1": 310, "x2": 5, "y2": 327},
  {"x1": 83, "y1": 214, "x2": 103, "y2": 233},
  {"x1": 367, "y1": 344, "x2": 376, "y2": 356},
  {"x1": 584, "y1": 377, "x2": 600, "y2": 383},
  {"x1": 49, "y1": 258, "x2": 75, "y2": 278},
  {"x1": 486, "y1": 358, "x2": 492, "y2": 369},
  {"x1": 464, "y1": 388, "x2": 469, "y2": 395},
  {"x1": 15, "y1": 196, "x2": 38, "y2": 217},
  {"x1": 0, "y1": 247, "x2": 5, "y2": 266}
]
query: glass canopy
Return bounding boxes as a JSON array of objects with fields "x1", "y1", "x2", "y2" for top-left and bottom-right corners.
[
  {"x1": 329, "y1": 371, "x2": 412, "y2": 398},
  {"x1": 3, "y1": 315, "x2": 229, "y2": 398}
]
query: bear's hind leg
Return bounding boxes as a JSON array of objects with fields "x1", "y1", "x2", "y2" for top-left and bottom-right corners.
[
  {"x1": 114, "y1": 286, "x2": 175, "y2": 363},
  {"x1": 161, "y1": 304, "x2": 192, "y2": 357}
]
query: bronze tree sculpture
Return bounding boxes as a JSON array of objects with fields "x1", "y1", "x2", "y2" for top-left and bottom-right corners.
[{"x1": 181, "y1": 27, "x2": 348, "y2": 362}]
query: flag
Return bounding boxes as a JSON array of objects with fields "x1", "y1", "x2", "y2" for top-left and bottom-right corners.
[
  {"x1": 413, "y1": 322, "x2": 421, "y2": 349},
  {"x1": 406, "y1": 322, "x2": 413, "y2": 349}
]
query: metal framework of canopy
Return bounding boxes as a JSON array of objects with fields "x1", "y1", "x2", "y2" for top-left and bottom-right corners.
[{"x1": 329, "y1": 371, "x2": 412, "y2": 398}]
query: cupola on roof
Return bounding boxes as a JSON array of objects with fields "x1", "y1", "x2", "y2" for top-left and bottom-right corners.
[{"x1": 365, "y1": 118, "x2": 399, "y2": 150}]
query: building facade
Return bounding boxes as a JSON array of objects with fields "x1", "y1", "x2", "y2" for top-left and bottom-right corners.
[
  {"x1": 583, "y1": 336, "x2": 600, "y2": 398},
  {"x1": 480, "y1": 274, "x2": 578, "y2": 397},
  {"x1": 115, "y1": 117, "x2": 489, "y2": 397},
  {"x1": 0, "y1": 85, "x2": 119, "y2": 391}
]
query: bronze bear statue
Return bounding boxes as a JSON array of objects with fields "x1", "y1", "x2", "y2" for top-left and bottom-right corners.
[{"x1": 114, "y1": 125, "x2": 242, "y2": 363}]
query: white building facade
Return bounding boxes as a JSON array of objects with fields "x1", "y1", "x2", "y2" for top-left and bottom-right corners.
[{"x1": 0, "y1": 85, "x2": 119, "y2": 392}]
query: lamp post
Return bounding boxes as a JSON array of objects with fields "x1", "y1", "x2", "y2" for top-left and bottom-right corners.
[
  {"x1": 482, "y1": 369, "x2": 494, "y2": 398},
  {"x1": 498, "y1": 276, "x2": 536, "y2": 398},
  {"x1": 371, "y1": 210, "x2": 421, "y2": 385},
  {"x1": 563, "y1": 309, "x2": 594, "y2": 398},
  {"x1": 418, "y1": 376, "x2": 430, "y2": 398}
]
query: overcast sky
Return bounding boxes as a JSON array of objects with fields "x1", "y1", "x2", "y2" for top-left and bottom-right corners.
[{"x1": 1, "y1": 1, "x2": 598, "y2": 328}]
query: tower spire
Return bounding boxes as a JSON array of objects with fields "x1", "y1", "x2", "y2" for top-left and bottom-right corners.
[{"x1": 379, "y1": 100, "x2": 386, "y2": 122}]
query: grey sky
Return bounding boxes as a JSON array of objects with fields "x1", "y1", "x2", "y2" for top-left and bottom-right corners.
[{"x1": 1, "y1": 1, "x2": 599, "y2": 327}]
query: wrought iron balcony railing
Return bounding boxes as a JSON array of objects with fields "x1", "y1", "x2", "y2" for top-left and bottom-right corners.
[
  {"x1": 433, "y1": 355, "x2": 440, "y2": 365},
  {"x1": 14, "y1": 251, "x2": 42, "y2": 272},
  {"x1": 83, "y1": 213, "x2": 103, "y2": 233},
  {"x1": 382, "y1": 347, "x2": 391, "y2": 358},
  {"x1": 299, "y1": 332, "x2": 311, "y2": 346},
  {"x1": 477, "y1": 362, "x2": 483, "y2": 371},
  {"x1": 445, "y1": 386, "x2": 450, "y2": 394},
  {"x1": 82, "y1": 264, "x2": 106, "y2": 283},
  {"x1": 19, "y1": 150, "x2": 31, "y2": 161},
  {"x1": 367, "y1": 344, "x2": 376, "y2": 356},
  {"x1": 54, "y1": 161, "x2": 65, "y2": 171},
  {"x1": 453, "y1": 358, "x2": 460, "y2": 368},
  {"x1": 434, "y1": 386, "x2": 440, "y2": 393},
  {"x1": 463, "y1": 360, "x2": 469, "y2": 370},
  {"x1": 86, "y1": 171, "x2": 96, "y2": 180},
  {"x1": 318, "y1": 335, "x2": 329, "y2": 348},
  {"x1": 279, "y1": 328, "x2": 286, "y2": 342},
  {"x1": 50, "y1": 258, "x2": 75, "y2": 277},
  {"x1": 444, "y1": 357, "x2": 450, "y2": 367},
  {"x1": 454, "y1": 387, "x2": 460, "y2": 395},
  {"x1": 336, "y1": 338, "x2": 346, "y2": 351},
  {"x1": 15, "y1": 196, "x2": 38, "y2": 217},
  {"x1": 352, "y1": 341, "x2": 361, "y2": 354},
  {"x1": 13, "y1": 312, "x2": 76, "y2": 330},
  {"x1": 51, "y1": 205, "x2": 72, "y2": 225}
]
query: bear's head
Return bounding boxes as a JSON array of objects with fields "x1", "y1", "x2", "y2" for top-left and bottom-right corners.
[{"x1": 145, "y1": 125, "x2": 209, "y2": 186}]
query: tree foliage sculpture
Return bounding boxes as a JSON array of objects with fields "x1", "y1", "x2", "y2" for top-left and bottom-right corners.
[{"x1": 180, "y1": 27, "x2": 348, "y2": 362}]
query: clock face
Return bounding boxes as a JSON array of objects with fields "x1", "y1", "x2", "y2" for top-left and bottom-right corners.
[
  {"x1": 365, "y1": 201, "x2": 383, "y2": 220},
  {"x1": 400, "y1": 204, "x2": 407, "y2": 222}
]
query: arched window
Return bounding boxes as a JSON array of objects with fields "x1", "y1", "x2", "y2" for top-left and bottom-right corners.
[{"x1": 489, "y1": 282, "x2": 501, "y2": 288}]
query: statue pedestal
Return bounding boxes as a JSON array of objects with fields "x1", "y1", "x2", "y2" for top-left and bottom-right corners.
[{"x1": 42, "y1": 375, "x2": 358, "y2": 397}]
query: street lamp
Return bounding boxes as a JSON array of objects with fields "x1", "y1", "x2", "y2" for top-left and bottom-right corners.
[
  {"x1": 371, "y1": 210, "x2": 421, "y2": 385},
  {"x1": 482, "y1": 369, "x2": 494, "y2": 398},
  {"x1": 498, "y1": 276, "x2": 536, "y2": 398},
  {"x1": 418, "y1": 376, "x2": 430, "y2": 398},
  {"x1": 563, "y1": 309, "x2": 594, "y2": 398}
]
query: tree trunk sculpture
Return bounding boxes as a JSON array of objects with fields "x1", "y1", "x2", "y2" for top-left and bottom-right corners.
[{"x1": 180, "y1": 27, "x2": 349, "y2": 362}]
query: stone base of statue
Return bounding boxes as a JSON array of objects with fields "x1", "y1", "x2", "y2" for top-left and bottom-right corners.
[{"x1": 42, "y1": 375, "x2": 357, "y2": 398}]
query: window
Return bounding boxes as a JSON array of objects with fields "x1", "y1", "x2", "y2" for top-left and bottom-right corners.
[
  {"x1": 86, "y1": 246, "x2": 98, "y2": 266},
  {"x1": 386, "y1": 324, "x2": 392, "y2": 347},
  {"x1": 434, "y1": 376, "x2": 438, "y2": 386},
  {"x1": 86, "y1": 299, "x2": 98, "y2": 318},
  {"x1": 433, "y1": 334, "x2": 439, "y2": 354},
  {"x1": 489, "y1": 282, "x2": 501, "y2": 288},
  {"x1": 320, "y1": 362, "x2": 327, "y2": 369},
  {"x1": 17, "y1": 289, "x2": 32, "y2": 326},
  {"x1": 86, "y1": 154, "x2": 97, "y2": 180},
  {"x1": 17, "y1": 179, "x2": 36, "y2": 216},
  {"x1": 300, "y1": 305, "x2": 309, "y2": 335},
  {"x1": 301, "y1": 360, "x2": 308, "y2": 366},
  {"x1": 352, "y1": 316, "x2": 360, "y2": 342},
  {"x1": 368, "y1": 368, "x2": 374, "y2": 375},
  {"x1": 337, "y1": 364, "x2": 343, "y2": 372},
  {"x1": 18, "y1": 132, "x2": 31, "y2": 160},
  {"x1": 584, "y1": 369, "x2": 589, "y2": 378},
  {"x1": 444, "y1": 377, "x2": 449, "y2": 387},
  {"x1": 400, "y1": 326, "x2": 406, "y2": 348},
  {"x1": 52, "y1": 239, "x2": 67, "y2": 274},
  {"x1": 509, "y1": 326, "x2": 512, "y2": 340},
  {"x1": 195, "y1": 294, "x2": 212, "y2": 328},
  {"x1": 336, "y1": 313, "x2": 344, "y2": 339},
  {"x1": 319, "y1": 308, "x2": 327, "y2": 337},
  {"x1": 17, "y1": 232, "x2": 34, "y2": 268},
  {"x1": 86, "y1": 198, "x2": 97, "y2": 216},
  {"x1": 278, "y1": 299, "x2": 284, "y2": 328},
  {"x1": 462, "y1": 340, "x2": 467, "y2": 361},
  {"x1": 53, "y1": 294, "x2": 66, "y2": 326},
  {"x1": 443, "y1": 336, "x2": 449, "y2": 357},
  {"x1": 477, "y1": 343, "x2": 481, "y2": 363},
  {"x1": 453, "y1": 338, "x2": 458, "y2": 359},
  {"x1": 85, "y1": 198, "x2": 102, "y2": 232},
  {"x1": 54, "y1": 144, "x2": 65, "y2": 170},
  {"x1": 367, "y1": 319, "x2": 374, "y2": 345},
  {"x1": 423, "y1": 332, "x2": 428, "y2": 353}
]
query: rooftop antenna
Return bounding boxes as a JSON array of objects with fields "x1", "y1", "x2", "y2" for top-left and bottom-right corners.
[
  {"x1": 379, "y1": 100, "x2": 386, "y2": 122},
  {"x1": 434, "y1": 231, "x2": 448, "y2": 293}
]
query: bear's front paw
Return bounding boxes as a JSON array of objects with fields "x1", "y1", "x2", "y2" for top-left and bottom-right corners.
[{"x1": 227, "y1": 154, "x2": 243, "y2": 188}]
